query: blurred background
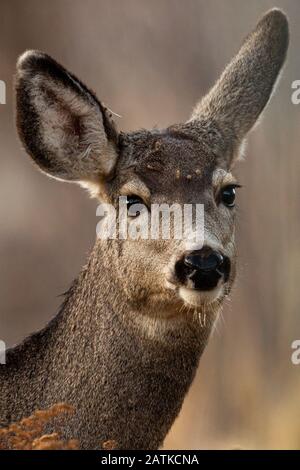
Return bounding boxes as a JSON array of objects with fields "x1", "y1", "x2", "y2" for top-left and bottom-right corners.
[{"x1": 0, "y1": 0, "x2": 299, "y2": 449}]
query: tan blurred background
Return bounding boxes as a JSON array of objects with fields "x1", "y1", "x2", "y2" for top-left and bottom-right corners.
[{"x1": 0, "y1": 0, "x2": 299, "y2": 449}]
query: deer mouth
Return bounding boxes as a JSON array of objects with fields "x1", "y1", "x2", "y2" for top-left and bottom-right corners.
[{"x1": 178, "y1": 284, "x2": 224, "y2": 307}]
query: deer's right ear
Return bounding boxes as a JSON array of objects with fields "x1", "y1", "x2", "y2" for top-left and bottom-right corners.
[{"x1": 16, "y1": 51, "x2": 119, "y2": 186}]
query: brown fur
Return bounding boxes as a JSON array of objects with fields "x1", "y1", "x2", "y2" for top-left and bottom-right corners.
[{"x1": 0, "y1": 9, "x2": 288, "y2": 449}]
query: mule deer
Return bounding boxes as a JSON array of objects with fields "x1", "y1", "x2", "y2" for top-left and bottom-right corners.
[{"x1": 0, "y1": 10, "x2": 289, "y2": 449}]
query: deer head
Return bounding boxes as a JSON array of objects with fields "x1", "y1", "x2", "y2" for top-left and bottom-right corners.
[{"x1": 15, "y1": 9, "x2": 288, "y2": 319}]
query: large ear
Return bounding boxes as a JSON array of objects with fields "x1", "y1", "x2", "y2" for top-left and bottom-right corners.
[
  {"x1": 16, "y1": 50, "x2": 119, "y2": 184},
  {"x1": 188, "y1": 9, "x2": 289, "y2": 165}
]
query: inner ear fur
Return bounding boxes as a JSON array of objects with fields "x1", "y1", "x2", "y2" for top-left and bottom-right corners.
[{"x1": 16, "y1": 50, "x2": 119, "y2": 182}]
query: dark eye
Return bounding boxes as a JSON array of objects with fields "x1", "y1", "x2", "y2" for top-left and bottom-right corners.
[
  {"x1": 126, "y1": 195, "x2": 145, "y2": 217},
  {"x1": 220, "y1": 185, "x2": 238, "y2": 207}
]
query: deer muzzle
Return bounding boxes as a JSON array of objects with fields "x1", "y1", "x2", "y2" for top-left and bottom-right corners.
[{"x1": 175, "y1": 247, "x2": 231, "y2": 291}]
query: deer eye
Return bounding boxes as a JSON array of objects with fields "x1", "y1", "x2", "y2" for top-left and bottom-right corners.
[
  {"x1": 220, "y1": 185, "x2": 238, "y2": 208},
  {"x1": 126, "y1": 195, "x2": 145, "y2": 217}
]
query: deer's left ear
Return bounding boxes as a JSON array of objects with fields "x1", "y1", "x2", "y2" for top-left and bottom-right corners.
[
  {"x1": 16, "y1": 50, "x2": 119, "y2": 184},
  {"x1": 188, "y1": 9, "x2": 289, "y2": 168}
]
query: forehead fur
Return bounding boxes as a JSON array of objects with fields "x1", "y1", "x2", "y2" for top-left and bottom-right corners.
[{"x1": 116, "y1": 124, "x2": 221, "y2": 198}]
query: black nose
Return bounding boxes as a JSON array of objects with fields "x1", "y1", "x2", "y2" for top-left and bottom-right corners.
[
  {"x1": 184, "y1": 250, "x2": 224, "y2": 273},
  {"x1": 175, "y1": 247, "x2": 230, "y2": 291}
]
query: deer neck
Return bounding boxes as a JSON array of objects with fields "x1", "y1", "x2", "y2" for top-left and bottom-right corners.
[{"x1": 3, "y1": 240, "x2": 215, "y2": 449}]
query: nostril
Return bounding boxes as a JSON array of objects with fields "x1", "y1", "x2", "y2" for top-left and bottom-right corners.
[{"x1": 184, "y1": 250, "x2": 224, "y2": 273}]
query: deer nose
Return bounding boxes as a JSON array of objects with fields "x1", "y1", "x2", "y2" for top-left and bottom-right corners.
[
  {"x1": 184, "y1": 249, "x2": 224, "y2": 273},
  {"x1": 175, "y1": 247, "x2": 229, "y2": 291}
]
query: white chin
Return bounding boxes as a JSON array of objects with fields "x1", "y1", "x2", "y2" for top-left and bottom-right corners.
[{"x1": 179, "y1": 285, "x2": 223, "y2": 307}]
